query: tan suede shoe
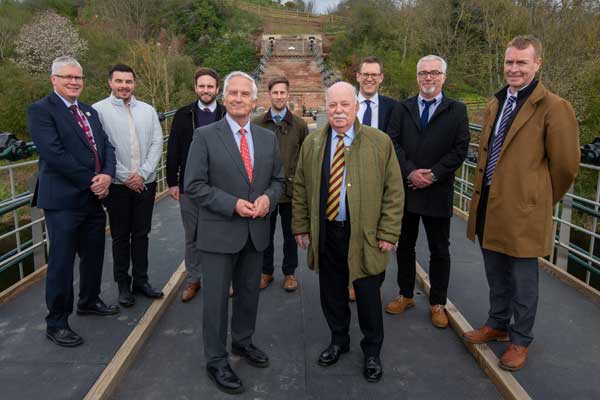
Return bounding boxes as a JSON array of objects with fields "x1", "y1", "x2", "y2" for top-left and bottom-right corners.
[
  {"x1": 181, "y1": 282, "x2": 201, "y2": 303},
  {"x1": 348, "y1": 287, "x2": 356, "y2": 302},
  {"x1": 260, "y1": 273, "x2": 274, "y2": 290},
  {"x1": 283, "y1": 275, "x2": 298, "y2": 292},
  {"x1": 384, "y1": 296, "x2": 415, "y2": 314},
  {"x1": 499, "y1": 344, "x2": 528, "y2": 371},
  {"x1": 430, "y1": 305, "x2": 449, "y2": 329},
  {"x1": 462, "y1": 326, "x2": 510, "y2": 344}
]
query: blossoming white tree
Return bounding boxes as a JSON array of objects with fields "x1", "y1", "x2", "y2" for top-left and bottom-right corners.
[{"x1": 13, "y1": 10, "x2": 87, "y2": 74}]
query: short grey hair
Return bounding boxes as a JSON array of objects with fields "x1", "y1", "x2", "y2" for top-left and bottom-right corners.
[
  {"x1": 51, "y1": 56, "x2": 82, "y2": 76},
  {"x1": 223, "y1": 71, "x2": 258, "y2": 100},
  {"x1": 416, "y1": 55, "x2": 447, "y2": 74},
  {"x1": 325, "y1": 81, "x2": 358, "y2": 104}
]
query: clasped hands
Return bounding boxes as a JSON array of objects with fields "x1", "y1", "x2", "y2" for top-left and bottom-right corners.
[
  {"x1": 124, "y1": 172, "x2": 145, "y2": 193},
  {"x1": 408, "y1": 168, "x2": 434, "y2": 190},
  {"x1": 90, "y1": 174, "x2": 112, "y2": 199},
  {"x1": 235, "y1": 195, "x2": 270, "y2": 218}
]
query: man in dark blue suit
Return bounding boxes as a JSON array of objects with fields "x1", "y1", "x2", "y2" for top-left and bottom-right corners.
[
  {"x1": 355, "y1": 56, "x2": 397, "y2": 133},
  {"x1": 28, "y1": 56, "x2": 119, "y2": 347}
]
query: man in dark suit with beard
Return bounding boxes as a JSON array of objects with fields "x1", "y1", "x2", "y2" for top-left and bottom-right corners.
[{"x1": 385, "y1": 55, "x2": 469, "y2": 329}]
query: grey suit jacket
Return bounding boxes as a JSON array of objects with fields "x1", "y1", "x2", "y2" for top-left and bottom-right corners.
[{"x1": 184, "y1": 118, "x2": 285, "y2": 254}]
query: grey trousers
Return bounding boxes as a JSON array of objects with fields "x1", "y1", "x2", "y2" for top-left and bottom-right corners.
[
  {"x1": 200, "y1": 237, "x2": 263, "y2": 368},
  {"x1": 180, "y1": 193, "x2": 202, "y2": 284},
  {"x1": 481, "y1": 248, "x2": 539, "y2": 347}
]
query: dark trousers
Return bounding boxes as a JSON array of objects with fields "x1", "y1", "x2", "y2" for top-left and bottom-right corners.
[
  {"x1": 44, "y1": 201, "x2": 106, "y2": 330},
  {"x1": 104, "y1": 182, "x2": 156, "y2": 286},
  {"x1": 263, "y1": 202, "x2": 297, "y2": 276},
  {"x1": 201, "y1": 237, "x2": 263, "y2": 368},
  {"x1": 477, "y1": 186, "x2": 539, "y2": 347},
  {"x1": 395, "y1": 210, "x2": 451, "y2": 305},
  {"x1": 319, "y1": 221, "x2": 384, "y2": 357}
]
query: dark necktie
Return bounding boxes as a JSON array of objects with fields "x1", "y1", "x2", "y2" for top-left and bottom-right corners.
[
  {"x1": 485, "y1": 95, "x2": 517, "y2": 184},
  {"x1": 326, "y1": 132, "x2": 345, "y2": 221},
  {"x1": 420, "y1": 99, "x2": 436, "y2": 130},
  {"x1": 362, "y1": 99, "x2": 372, "y2": 126},
  {"x1": 69, "y1": 105, "x2": 100, "y2": 173},
  {"x1": 203, "y1": 107, "x2": 211, "y2": 113},
  {"x1": 274, "y1": 115, "x2": 282, "y2": 123}
]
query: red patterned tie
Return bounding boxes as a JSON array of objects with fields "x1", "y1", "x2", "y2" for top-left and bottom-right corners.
[
  {"x1": 239, "y1": 128, "x2": 253, "y2": 182},
  {"x1": 69, "y1": 105, "x2": 100, "y2": 173}
]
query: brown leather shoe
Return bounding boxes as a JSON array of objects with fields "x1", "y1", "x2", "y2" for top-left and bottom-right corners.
[
  {"x1": 384, "y1": 296, "x2": 415, "y2": 314},
  {"x1": 348, "y1": 287, "x2": 356, "y2": 302},
  {"x1": 181, "y1": 282, "x2": 201, "y2": 303},
  {"x1": 260, "y1": 273, "x2": 274, "y2": 290},
  {"x1": 462, "y1": 326, "x2": 510, "y2": 344},
  {"x1": 283, "y1": 275, "x2": 298, "y2": 292},
  {"x1": 499, "y1": 344, "x2": 528, "y2": 371},
  {"x1": 430, "y1": 305, "x2": 448, "y2": 329}
]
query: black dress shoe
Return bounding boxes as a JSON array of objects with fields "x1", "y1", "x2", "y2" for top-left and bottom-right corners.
[
  {"x1": 206, "y1": 364, "x2": 244, "y2": 395},
  {"x1": 118, "y1": 281, "x2": 135, "y2": 307},
  {"x1": 318, "y1": 344, "x2": 349, "y2": 367},
  {"x1": 231, "y1": 343, "x2": 270, "y2": 368},
  {"x1": 364, "y1": 356, "x2": 383, "y2": 382},
  {"x1": 132, "y1": 282, "x2": 164, "y2": 299},
  {"x1": 77, "y1": 299, "x2": 120, "y2": 316},
  {"x1": 46, "y1": 328, "x2": 84, "y2": 347}
]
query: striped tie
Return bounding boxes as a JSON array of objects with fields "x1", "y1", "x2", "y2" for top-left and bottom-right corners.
[
  {"x1": 326, "y1": 132, "x2": 346, "y2": 221},
  {"x1": 485, "y1": 95, "x2": 517, "y2": 184}
]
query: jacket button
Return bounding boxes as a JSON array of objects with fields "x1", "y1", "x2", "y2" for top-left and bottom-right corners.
[
  {"x1": 478, "y1": 168, "x2": 483, "y2": 172},
  {"x1": 476, "y1": 190, "x2": 480, "y2": 195},
  {"x1": 347, "y1": 183, "x2": 351, "y2": 187},
  {"x1": 483, "y1": 147, "x2": 488, "y2": 152}
]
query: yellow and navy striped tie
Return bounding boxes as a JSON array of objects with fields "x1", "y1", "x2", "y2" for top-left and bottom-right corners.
[{"x1": 326, "y1": 132, "x2": 346, "y2": 221}]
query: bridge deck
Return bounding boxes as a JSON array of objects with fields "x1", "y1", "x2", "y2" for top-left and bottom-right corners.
[{"x1": 0, "y1": 197, "x2": 598, "y2": 399}]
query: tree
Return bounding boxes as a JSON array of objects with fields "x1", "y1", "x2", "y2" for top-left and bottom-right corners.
[{"x1": 13, "y1": 10, "x2": 87, "y2": 74}]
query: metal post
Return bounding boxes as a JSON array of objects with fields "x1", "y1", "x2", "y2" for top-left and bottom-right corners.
[{"x1": 556, "y1": 184, "x2": 575, "y2": 270}]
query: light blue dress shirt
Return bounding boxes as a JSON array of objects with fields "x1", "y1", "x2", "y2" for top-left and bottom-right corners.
[
  {"x1": 329, "y1": 125, "x2": 355, "y2": 221},
  {"x1": 270, "y1": 107, "x2": 287, "y2": 121},
  {"x1": 417, "y1": 92, "x2": 443, "y2": 122},
  {"x1": 226, "y1": 113, "x2": 254, "y2": 167},
  {"x1": 54, "y1": 90, "x2": 78, "y2": 108}
]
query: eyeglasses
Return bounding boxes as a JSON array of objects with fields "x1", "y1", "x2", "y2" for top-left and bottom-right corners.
[
  {"x1": 54, "y1": 75, "x2": 85, "y2": 82},
  {"x1": 359, "y1": 73, "x2": 382, "y2": 79},
  {"x1": 417, "y1": 71, "x2": 444, "y2": 78}
]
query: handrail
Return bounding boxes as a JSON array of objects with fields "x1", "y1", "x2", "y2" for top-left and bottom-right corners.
[{"x1": 232, "y1": 0, "x2": 350, "y2": 24}]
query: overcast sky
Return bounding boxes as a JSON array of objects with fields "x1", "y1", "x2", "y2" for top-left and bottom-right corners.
[{"x1": 314, "y1": 0, "x2": 341, "y2": 14}]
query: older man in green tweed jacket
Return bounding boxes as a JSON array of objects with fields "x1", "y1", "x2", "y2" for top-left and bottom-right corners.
[{"x1": 292, "y1": 81, "x2": 404, "y2": 383}]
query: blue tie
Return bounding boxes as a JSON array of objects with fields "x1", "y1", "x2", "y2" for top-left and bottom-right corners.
[
  {"x1": 362, "y1": 99, "x2": 372, "y2": 126},
  {"x1": 274, "y1": 115, "x2": 282, "y2": 123},
  {"x1": 420, "y1": 99, "x2": 436, "y2": 130},
  {"x1": 485, "y1": 95, "x2": 517, "y2": 185}
]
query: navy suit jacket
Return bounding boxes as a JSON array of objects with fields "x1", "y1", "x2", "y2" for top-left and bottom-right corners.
[
  {"x1": 28, "y1": 92, "x2": 116, "y2": 210},
  {"x1": 377, "y1": 94, "x2": 397, "y2": 133}
]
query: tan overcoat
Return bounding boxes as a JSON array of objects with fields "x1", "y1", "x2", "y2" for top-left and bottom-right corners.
[
  {"x1": 466, "y1": 82, "x2": 580, "y2": 257},
  {"x1": 292, "y1": 120, "x2": 404, "y2": 283}
]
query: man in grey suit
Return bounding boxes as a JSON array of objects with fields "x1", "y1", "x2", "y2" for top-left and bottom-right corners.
[{"x1": 184, "y1": 71, "x2": 284, "y2": 395}]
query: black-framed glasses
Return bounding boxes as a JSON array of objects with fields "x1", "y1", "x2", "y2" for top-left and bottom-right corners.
[
  {"x1": 417, "y1": 70, "x2": 443, "y2": 78},
  {"x1": 359, "y1": 73, "x2": 382, "y2": 79},
  {"x1": 53, "y1": 74, "x2": 85, "y2": 82}
]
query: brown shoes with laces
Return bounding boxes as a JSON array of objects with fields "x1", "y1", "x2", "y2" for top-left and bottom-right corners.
[
  {"x1": 181, "y1": 282, "x2": 201, "y2": 302},
  {"x1": 384, "y1": 296, "x2": 415, "y2": 314},
  {"x1": 430, "y1": 305, "x2": 448, "y2": 329},
  {"x1": 499, "y1": 344, "x2": 528, "y2": 371},
  {"x1": 283, "y1": 275, "x2": 298, "y2": 292},
  {"x1": 462, "y1": 325, "x2": 510, "y2": 344},
  {"x1": 259, "y1": 273, "x2": 274, "y2": 289}
]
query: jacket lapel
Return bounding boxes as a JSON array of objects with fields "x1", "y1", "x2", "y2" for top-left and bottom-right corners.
[
  {"x1": 50, "y1": 93, "x2": 96, "y2": 153},
  {"x1": 500, "y1": 84, "x2": 545, "y2": 152},
  {"x1": 377, "y1": 94, "x2": 386, "y2": 129},
  {"x1": 250, "y1": 122, "x2": 264, "y2": 182},
  {"x1": 216, "y1": 119, "x2": 251, "y2": 183},
  {"x1": 406, "y1": 96, "x2": 421, "y2": 131},
  {"x1": 429, "y1": 95, "x2": 450, "y2": 124}
]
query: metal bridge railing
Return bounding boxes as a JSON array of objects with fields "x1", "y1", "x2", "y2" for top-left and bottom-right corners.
[
  {"x1": 0, "y1": 115, "x2": 175, "y2": 291},
  {"x1": 455, "y1": 124, "x2": 600, "y2": 288}
]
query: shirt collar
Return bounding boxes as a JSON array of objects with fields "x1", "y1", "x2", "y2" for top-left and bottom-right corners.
[
  {"x1": 417, "y1": 92, "x2": 443, "y2": 106},
  {"x1": 358, "y1": 92, "x2": 378, "y2": 106},
  {"x1": 109, "y1": 92, "x2": 136, "y2": 107},
  {"x1": 225, "y1": 113, "x2": 251, "y2": 135},
  {"x1": 331, "y1": 124, "x2": 355, "y2": 141},
  {"x1": 198, "y1": 100, "x2": 217, "y2": 112},
  {"x1": 270, "y1": 107, "x2": 287, "y2": 120},
  {"x1": 54, "y1": 90, "x2": 78, "y2": 108}
]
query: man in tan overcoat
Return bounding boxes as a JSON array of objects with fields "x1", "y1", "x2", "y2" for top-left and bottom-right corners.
[
  {"x1": 292, "y1": 81, "x2": 403, "y2": 382},
  {"x1": 463, "y1": 35, "x2": 580, "y2": 371}
]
